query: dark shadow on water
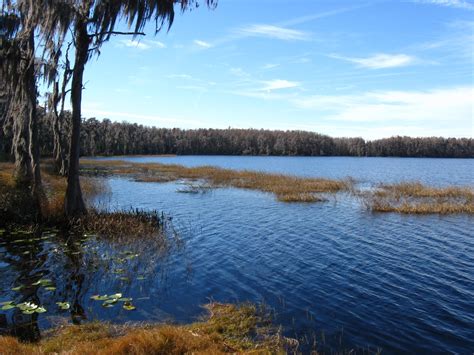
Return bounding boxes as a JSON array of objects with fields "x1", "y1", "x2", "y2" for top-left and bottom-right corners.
[{"x1": 0, "y1": 218, "x2": 185, "y2": 342}]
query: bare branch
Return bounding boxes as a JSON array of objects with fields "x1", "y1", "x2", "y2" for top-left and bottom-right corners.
[{"x1": 89, "y1": 31, "x2": 145, "y2": 37}]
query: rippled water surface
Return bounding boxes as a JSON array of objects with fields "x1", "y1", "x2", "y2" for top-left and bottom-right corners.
[{"x1": 1, "y1": 157, "x2": 473, "y2": 353}]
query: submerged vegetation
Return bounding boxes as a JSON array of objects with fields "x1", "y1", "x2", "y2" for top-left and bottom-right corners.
[
  {"x1": 365, "y1": 182, "x2": 474, "y2": 214},
  {"x1": 0, "y1": 303, "x2": 290, "y2": 354},
  {"x1": 81, "y1": 159, "x2": 352, "y2": 203}
]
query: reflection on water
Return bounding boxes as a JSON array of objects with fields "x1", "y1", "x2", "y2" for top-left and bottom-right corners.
[{"x1": 0, "y1": 221, "x2": 183, "y2": 342}]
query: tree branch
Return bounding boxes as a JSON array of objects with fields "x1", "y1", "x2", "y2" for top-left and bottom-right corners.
[{"x1": 89, "y1": 31, "x2": 145, "y2": 37}]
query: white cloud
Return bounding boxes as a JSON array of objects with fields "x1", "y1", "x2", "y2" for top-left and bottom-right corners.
[
  {"x1": 259, "y1": 79, "x2": 301, "y2": 91},
  {"x1": 194, "y1": 40, "x2": 213, "y2": 48},
  {"x1": 414, "y1": 0, "x2": 474, "y2": 10},
  {"x1": 262, "y1": 63, "x2": 280, "y2": 70},
  {"x1": 292, "y1": 87, "x2": 474, "y2": 129},
  {"x1": 117, "y1": 39, "x2": 165, "y2": 50},
  {"x1": 167, "y1": 74, "x2": 193, "y2": 79},
  {"x1": 236, "y1": 24, "x2": 310, "y2": 41},
  {"x1": 330, "y1": 53, "x2": 417, "y2": 69}
]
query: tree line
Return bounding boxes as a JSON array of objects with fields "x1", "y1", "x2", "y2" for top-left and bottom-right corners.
[{"x1": 2, "y1": 112, "x2": 472, "y2": 158}]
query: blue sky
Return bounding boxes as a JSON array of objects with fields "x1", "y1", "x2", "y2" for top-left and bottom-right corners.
[{"x1": 79, "y1": 0, "x2": 473, "y2": 139}]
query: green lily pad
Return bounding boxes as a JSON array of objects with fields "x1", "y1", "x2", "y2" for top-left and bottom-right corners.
[
  {"x1": 56, "y1": 302, "x2": 70, "y2": 310},
  {"x1": 118, "y1": 297, "x2": 132, "y2": 302},
  {"x1": 12, "y1": 286, "x2": 24, "y2": 291},
  {"x1": 1, "y1": 304, "x2": 15, "y2": 310},
  {"x1": 109, "y1": 293, "x2": 122, "y2": 299},
  {"x1": 91, "y1": 294, "x2": 109, "y2": 301},
  {"x1": 123, "y1": 302, "x2": 136, "y2": 311},
  {"x1": 137, "y1": 276, "x2": 146, "y2": 280},
  {"x1": 45, "y1": 286, "x2": 56, "y2": 291},
  {"x1": 0, "y1": 301, "x2": 14, "y2": 306},
  {"x1": 35, "y1": 306, "x2": 47, "y2": 313},
  {"x1": 102, "y1": 303, "x2": 115, "y2": 308},
  {"x1": 22, "y1": 309, "x2": 35, "y2": 315}
]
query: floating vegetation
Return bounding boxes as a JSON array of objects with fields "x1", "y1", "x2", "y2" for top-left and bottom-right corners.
[
  {"x1": 81, "y1": 159, "x2": 351, "y2": 203},
  {"x1": 90, "y1": 293, "x2": 136, "y2": 310},
  {"x1": 16, "y1": 302, "x2": 47, "y2": 314},
  {"x1": 56, "y1": 302, "x2": 70, "y2": 310}
]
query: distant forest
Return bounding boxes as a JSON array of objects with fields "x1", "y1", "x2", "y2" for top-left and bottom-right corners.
[{"x1": 1, "y1": 111, "x2": 473, "y2": 158}]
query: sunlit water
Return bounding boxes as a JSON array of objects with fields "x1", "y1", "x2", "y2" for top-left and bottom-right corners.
[{"x1": 1, "y1": 156, "x2": 473, "y2": 353}]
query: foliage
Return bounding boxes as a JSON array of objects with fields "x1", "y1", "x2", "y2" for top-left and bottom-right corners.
[{"x1": 3, "y1": 114, "x2": 470, "y2": 159}]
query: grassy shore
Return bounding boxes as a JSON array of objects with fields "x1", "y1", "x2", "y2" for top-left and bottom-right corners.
[
  {"x1": 81, "y1": 159, "x2": 352, "y2": 203},
  {"x1": 0, "y1": 303, "x2": 291, "y2": 354},
  {"x1": 366, "y1": 182, "x2": 474, "y2": 214}
]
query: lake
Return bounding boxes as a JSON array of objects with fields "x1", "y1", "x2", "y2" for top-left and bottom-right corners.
[{"x1": 1, "y1": 156, "x2": 473, "y2": 353}]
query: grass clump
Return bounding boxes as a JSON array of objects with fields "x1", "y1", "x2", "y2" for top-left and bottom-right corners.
[
  {"x1": 0, "y1": 303, "x2": 292, "y2": 354},
  {"x1": 81, "y1": 159, "x2": 351, "y2": 203},
  {"x1": 367, "y1": 182, "x2": 474, "y2": 214}
]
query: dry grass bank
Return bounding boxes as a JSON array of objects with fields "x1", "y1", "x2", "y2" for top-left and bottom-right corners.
[
  {"x1": 81, "y1": 159, "x2": 351, "y2": 203},
  {"x1": 0, "y1": 303, "x2": 292, "y2": 354},
  {"x1": 367, "y1": 182, "x2": 474, "y2": 214}
]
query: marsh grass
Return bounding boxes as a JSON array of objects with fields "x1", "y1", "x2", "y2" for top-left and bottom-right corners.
[
  {"x1": 367, "y1": 182, "x2": 474, "y2": 214},
  {"x1": 81, "y1": 159, "x2": 351, "y2": 203},
  {"x1": 0, "y1": 303, "x2": 292, "y2": 354}
]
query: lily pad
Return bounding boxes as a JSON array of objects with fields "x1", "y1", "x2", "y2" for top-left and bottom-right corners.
[
  {"x1": 1, "y1": 304, "x2": 15, "y2": 311},
  {"x1": 109, "y1": 293, "x2": 122, "y2": 299},
  {"x1": 123, "y1": 302, "x2": 136, "y2": 311},
  {"x1": 22, "y1": 309, "x2": 35, "y2": 315},
  {"x1": 91, "y1": 294, "x2": 109, "y2": 301},
  {"x1": 12, "y1": 286, "x2": 24, "y2": 291},
  {"x1": 45, "y1": 286, "x2": 56, "y2": 291},
  {"x1": 56, "y1": 302, "x2": 70, "y2": 310},
  {"x1": 35, "y1": 306, "x2": 47, "y2": 313},
  {"x1": 118, "y1": 297, "x2": 132, "y2": 302}
]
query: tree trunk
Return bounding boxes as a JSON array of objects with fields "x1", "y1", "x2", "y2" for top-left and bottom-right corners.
[
  {"x1": 64, "y1": 20, "x2": 89, "y2": 216},
  {"x1": 51, "y1": 82, "x2": 67, "y2": 176},
  {"x1": 26, "y1": 31, "x2": 41, "y2": 199}
]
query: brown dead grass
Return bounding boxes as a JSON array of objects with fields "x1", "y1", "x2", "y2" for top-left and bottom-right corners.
[
  {"x1": 81, "y1": 159, "x2": 350, "y2": 203},
  {"x1": 368, "y1": 182, "x2": 474, "y2": 214},
  {"x1": 0, "y1": 303, "x2": 290, "y2": 354}
]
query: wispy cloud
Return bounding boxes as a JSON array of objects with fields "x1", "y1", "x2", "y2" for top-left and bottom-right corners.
[
  {"x1": 259, "y1": 79, "x2": 301, "y2": 91},
  {"x1": 236, "y1": 24, "x2": 310, "y2": 41},
  {"x1": 194, "y1": 40, "x2": 213, "y2": 48},
  {"x1": 167, "y1": 74, "x2": 194, "y2": 79},
  {"x1": 330, "y1": 53, "x2": 417, "y2": 69},
  {"x1": 414, "y1": 0, "x2": 474, "y2": 10},
  {"x1": 117, "y1": 39, "x2": 166, "y2": 50},
  {"x1": 292, "y1": 86, "x2": 473, "y2": 126}
]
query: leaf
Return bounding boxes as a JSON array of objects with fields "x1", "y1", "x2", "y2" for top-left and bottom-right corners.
[
  {"x1": 45, "y1": 286, "x2": 56, "y2": 291},
  {"x1": 118, "y1": 298, "x2": 132, "y2": 302},
  {"x1": 123, "y1": 302, "x2": 136, "y2": 311},
  {"x1": 1, "y1": 304, "x2": 15, "y2": 310},
  {"x1": 12, "y1": 286, "x2": 23, "y2": 291},
  {"x1": 109, "y1": 293, "x2": 122, "y2": 299},
  {"x1": 0, "y1": 301, "x2": 14, "y2": 306},
  {"x1": 56, "y1": 302, "x2": 70, "y2": 310},
  {"x1": 102, "y1": 303, "x2": 115, "y2": 308},
  {"x1": 91, "y1": 294, "x2": 109, "y2": 301},
  {"x1": 35, "y1": 306, "x2": 47, "y2": 313},
  {"x1": 22, "y1": 309, "x2": 35, "y2": 315}
]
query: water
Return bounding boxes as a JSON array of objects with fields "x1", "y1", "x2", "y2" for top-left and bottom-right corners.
[{"x1": 1, "y1": 156, "x2": 473, "y2": 353}]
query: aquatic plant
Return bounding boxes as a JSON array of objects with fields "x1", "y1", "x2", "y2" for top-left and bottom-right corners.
[
  {"x1": 365, "y1": 182, "x2": 474, "y2": 214},
  {"x1": 81, "y1": 159, "x2": 352, "y2": 203}
]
